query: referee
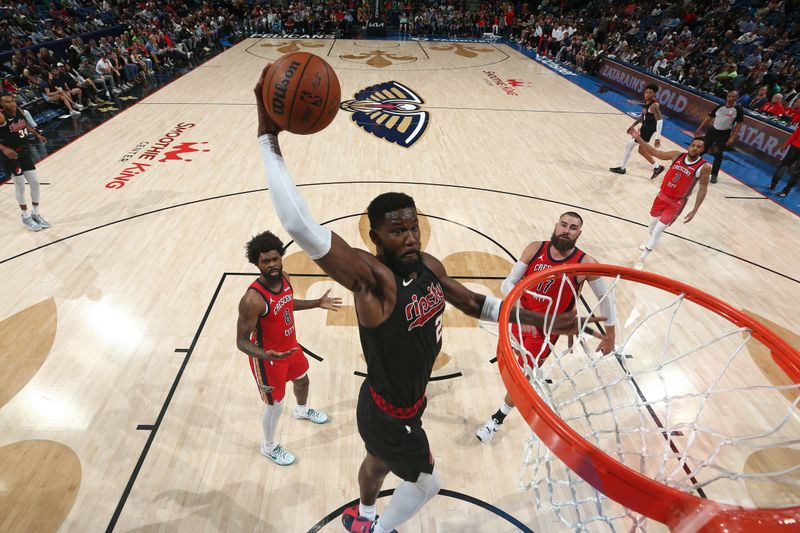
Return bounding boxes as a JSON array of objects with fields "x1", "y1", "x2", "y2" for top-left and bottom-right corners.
[{"x1": 694, "y1": 90, "x2": 744, "y2": 183}]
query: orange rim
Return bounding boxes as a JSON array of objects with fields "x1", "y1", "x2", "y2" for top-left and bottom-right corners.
[{"x1": 497, "y1": 263, "x2": 800, "y2": 532}]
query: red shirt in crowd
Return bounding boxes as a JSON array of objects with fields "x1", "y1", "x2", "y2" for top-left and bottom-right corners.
[{"x1": 760, "y1": 101, "x2": 786, "y2": 116}]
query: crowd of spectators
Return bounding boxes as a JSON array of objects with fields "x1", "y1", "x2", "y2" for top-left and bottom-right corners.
[
  {"x1": 0, "y1": 0, "x2": 245, "y2": 121},
  {"x1": 498, "y1": 0, "x2": 799, "y2": 127},
  {"x1": 3, "y1": 0, "x2": 799, "y2": 130}
]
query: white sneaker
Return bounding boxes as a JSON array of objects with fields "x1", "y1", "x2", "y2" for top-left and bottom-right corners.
[
  {"x1": 261, "y1": 443, "x2": 295, "y2": 466},
  {"x1": 633, "y1": 260, "x2": 646, "y2": 271},
  {"x1": 21, "y1": 214, "x2": 41, "y2": 231},
  {"x1": 74, "y1": 103, "x2": 85, "y2": 110},
  {"x1": 294, "y1": 407, "x2": 329, "y2": 424},
  {"x1": 70, "y1": 109, "x2": 81, "y2": 116},
  {"x1": 31, "y1": 213, "x2": 50, "y2": 228},
  {"x1": 638, "y1": 242, "x2": 648, "y2": 251},
  {"x1": 476, "y1": 417, "x2": 502, "y2": 444}
]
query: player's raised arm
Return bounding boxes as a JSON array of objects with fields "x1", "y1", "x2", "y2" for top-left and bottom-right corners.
[
  {"x1": 421, "y1": 253, "x2": 598, "y2": 336},
  {"x1": 255, "y1": 66, "x2": 380, "y2": 295},
  {"x1": 630, "y1": 128, "x2": 680, "y2": 161}
]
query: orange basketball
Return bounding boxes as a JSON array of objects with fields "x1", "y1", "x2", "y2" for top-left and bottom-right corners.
[{"x1": 263, "y1": 52, "x2": 341, "y2": 135}]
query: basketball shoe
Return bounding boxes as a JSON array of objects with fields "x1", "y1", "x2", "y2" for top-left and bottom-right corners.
[
  {"x1": 31, "y1": 213, "x2": 50, "y2": 229},
  {"x1": 476, "y1": 417, "x2": 502, "y2": 443},
  {"x1": 650, "y1": 165, "x2": 665, "y2": 180},
  {"x1": 261, "y1": 443, "x2": 295, "y2": 466},
  {"x1": 609, "y1": 166, "x2": 626, "y2": 174},
  {"x1": 294, "y1": 406, "x2": 329, "y2": 424},
  {"x1": 21, "y1": 213, "x2": 41, "y2": 231},
  {"x1": 341, "y1": 505, "x2": 397, "y2": 533}
]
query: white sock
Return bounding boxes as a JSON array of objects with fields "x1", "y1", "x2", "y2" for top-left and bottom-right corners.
[
  {"x1": 32, "y1": 205, "x2": 40, "y2": 215},
  {"x1": 653, "y1": 162, "x2": 661, "y2": 168},
  {"x1": 376, "y1": 469, "x2": 440, "y2": 531},
  {"x1": 261, "y1": 398, "x2": 285, "y2": 449},
  {"x1": 359, "y1": 501, "x2": 376, "y2": 520},
  {"x1": 500, "y1": 401, "x2": 513, "y2": 415},
  {"x1": 620, "y1": 139, "x2": 636, "y2": 168},
  {"x1": 295, "y1": 404, "x2": 308, "y2": 417},
  {"x1": 22, "y1": 209, "x2": 30, "y2": 217}
]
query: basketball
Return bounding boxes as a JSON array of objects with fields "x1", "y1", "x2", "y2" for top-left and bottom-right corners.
[{"x1": 262, "y1": 52, "x2": 341, "y2": 135}]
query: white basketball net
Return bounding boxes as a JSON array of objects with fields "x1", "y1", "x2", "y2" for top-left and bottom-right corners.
[{"x1": 505, "y1": 272, "x2": 800, "y2": 532}]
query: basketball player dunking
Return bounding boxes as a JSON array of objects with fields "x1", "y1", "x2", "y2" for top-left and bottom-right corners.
[
  {"x1": 236, "y1": 231, "x2": 342, "y2": 466},
  {"x1": 477, "y1": 212, "x2": 617, "y2": 443},
  {"x1": 254, "y1": 66, "x2": 598, "y2": 533},
  {"x1": 629, "y1": 130, "x2": 711, "y2": 269},
  {"x1": 610, "y1": 83, "x2": 666, "y2": 180}
]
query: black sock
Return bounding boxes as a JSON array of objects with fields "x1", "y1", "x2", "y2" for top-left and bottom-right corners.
[{"x1": 492, "y1": 410, "x2": 506, "y2": 424}]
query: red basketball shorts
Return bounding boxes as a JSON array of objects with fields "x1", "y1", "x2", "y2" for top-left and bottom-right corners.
[
  {"x1": 248, "y1": 345, "x2": 308, "y2": 404},
  {"x1": 650, "y1": 192, "x2": 686, "y2": 225},
  {"x1": 510, "y1": 325, "x2": 557, "y2": 370}
]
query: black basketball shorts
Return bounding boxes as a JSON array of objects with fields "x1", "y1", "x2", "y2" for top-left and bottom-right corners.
[
  {"x1": 639, "y1": 125, "x2": 657, "y2": 142},
  {"x1": 356, "y1": 380, "x2": 434, "y2": 482},
  {"x1": 0, "y1": 148, "x2": 35, "y2": 177}
]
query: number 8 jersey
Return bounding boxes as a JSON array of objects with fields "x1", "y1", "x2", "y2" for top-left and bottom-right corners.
[{"x1": 248, "y1": 275, "x2": 298, "y2": 352}]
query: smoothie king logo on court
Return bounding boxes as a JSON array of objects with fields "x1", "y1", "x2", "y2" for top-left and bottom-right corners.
[
  {"x1": 482, "y1": 71, "x2": 530, "y2": 95},
  {"x1": 340, "y1": 81, "x2": 429, "y2": 148},
  {"x1": 105, "y1": 122, "x2": 210, "y2": 189}
]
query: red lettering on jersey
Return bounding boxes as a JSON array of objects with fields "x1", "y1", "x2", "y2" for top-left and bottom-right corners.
[{"x1": 405, "y1": 282, "x2": 445, "y2": 331}]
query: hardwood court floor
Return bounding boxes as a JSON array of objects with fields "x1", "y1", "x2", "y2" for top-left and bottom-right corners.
[{"x1": 1, "y1": 38, "x2": 799, "y2": 533}]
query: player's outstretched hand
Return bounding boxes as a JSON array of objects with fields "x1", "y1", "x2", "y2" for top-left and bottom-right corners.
[
  {"x1": 596, "y1": 334, "x2": 615, "y2": 355},
  {"x1": 551, "y1": 310, "x2": 606, "y2": 336},
  {"x1": 629, "y1": 128, "x2": 641, "y2": 141},
  {"x1": 318, "y1": 289, "x2": 342, "y2": 311},
  {"x1": 264, "y1": 346, "x2": 299, "y2": 361},
  {"x1": 254, "y1": 64, "x2": 282, "y2": 137}
]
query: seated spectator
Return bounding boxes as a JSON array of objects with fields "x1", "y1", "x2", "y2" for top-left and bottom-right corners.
[
  {"x1": 748, "y1": 85, "x2": 770, "y2": 110},
  {"x1": 78, "y1": 55, "x2": 114, "y2": 98},
  {"x1": 40, "y1": 69, "x2": 82, "y2": 116},
  {"x1": 783, "y1": 99, "x2": 800, "y2": 125},
  {"x1": 759, "y1": 93, "x2": 785, "y2": 116}
]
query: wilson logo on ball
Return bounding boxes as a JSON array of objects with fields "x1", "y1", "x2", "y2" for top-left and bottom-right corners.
[{"x1": 271, "y1": 60, "x2": 301, "y2": 116}]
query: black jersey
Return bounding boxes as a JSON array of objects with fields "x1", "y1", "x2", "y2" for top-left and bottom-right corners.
[
  {"x1": 0, "y1": 109, "x2": 32, "y2": 153},
  {"x1": 358, "y1": 262, "x2": 445, "y2": 409},
  {"x1": 641, "y1": 100, "x2": 657, "y2": 128}
]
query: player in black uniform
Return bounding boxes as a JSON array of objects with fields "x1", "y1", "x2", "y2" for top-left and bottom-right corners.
[
  {"x1": 253, "y1": 66, "x2": 596, "y2": 533},
  {"x1": 0, "y1": 93, "x2": 49, "y2": 231},
  {"x1": 610, "y1": 83, "x2": 666, "y2": 180}
]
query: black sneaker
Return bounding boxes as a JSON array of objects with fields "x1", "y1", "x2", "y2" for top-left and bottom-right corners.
[
  {"x1": 768, "y1": 182, "x2": 777, "y2": 190},
  {"x1": 609, "y1": 166, "x2": 626, "y2": 174},
  {"x1": 778, "y1": 190, "x2": 789, "y2": 198},
  {"x1": 650, "y1": 165, "x2": 665, "y2": 180},
  {"x1": 710, "y1": 175, "x2": 718, "y2": 184}
]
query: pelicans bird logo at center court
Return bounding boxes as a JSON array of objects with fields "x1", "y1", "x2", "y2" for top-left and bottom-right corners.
[{"x1": 340, "y1": 81, "x2": 430, "y2": 148}]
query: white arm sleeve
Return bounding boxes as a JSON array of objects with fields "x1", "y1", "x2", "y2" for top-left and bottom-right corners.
[
  {"x1": 501, "y1": 261, "x2": 528, "y2": 296},
  {"x1": 259, "y1": 134, "x2": 331, "y2": 259},
  {"x1": 588, "y1": 277, "x2": 616, "y2": 327},
  {"x1": 654, "y1": 118, "x2": 663, "y2": 140}
]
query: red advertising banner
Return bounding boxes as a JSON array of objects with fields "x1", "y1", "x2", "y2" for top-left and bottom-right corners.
[{"x1": 597, "y1": 59, "x2": 792, "y2": 164}]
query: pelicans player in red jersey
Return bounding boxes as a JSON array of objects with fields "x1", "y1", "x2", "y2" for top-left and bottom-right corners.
[
  {"x1": 477, "y1": 212, "x2": 617, "y2": 443},
  {"x1": 629, "y1": 130, "x2": 711, "y2": 269},
  {"x1": 236, "y1": 231, "x2": 341, "y2": 466}
]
